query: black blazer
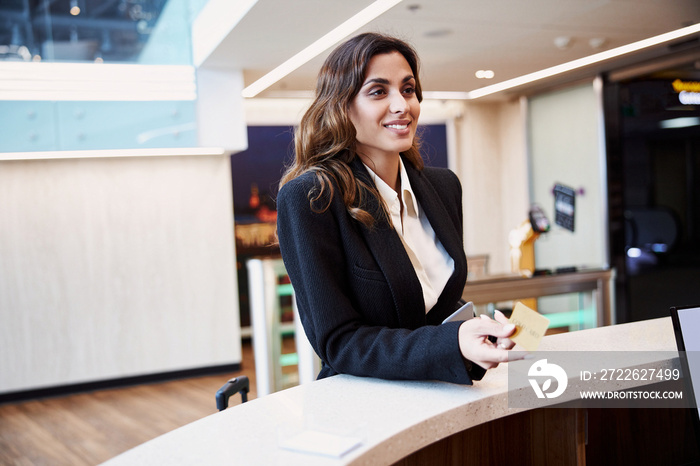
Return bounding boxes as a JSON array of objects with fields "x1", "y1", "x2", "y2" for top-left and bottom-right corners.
[{"x1": 277, "y1": 156, "x2": 478, "y2": 384}]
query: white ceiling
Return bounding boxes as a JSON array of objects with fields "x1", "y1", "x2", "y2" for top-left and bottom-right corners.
[{"x1": 201, "y1": 0, "x2": 700, "y2": 100}]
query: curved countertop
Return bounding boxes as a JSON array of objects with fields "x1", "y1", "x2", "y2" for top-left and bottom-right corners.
[{"x1": 103, "y1": 317, "x2": 679, "y2": 465}]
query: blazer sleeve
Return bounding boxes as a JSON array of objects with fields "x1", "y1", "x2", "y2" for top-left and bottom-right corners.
[{"x1": 276, "y1": 174, "x2": 475, "y2": 384}]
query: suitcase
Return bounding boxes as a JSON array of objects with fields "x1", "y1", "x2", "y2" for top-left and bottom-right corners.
[{"x1": 215, "y1": 375, "x2": 250, "y2": 411}]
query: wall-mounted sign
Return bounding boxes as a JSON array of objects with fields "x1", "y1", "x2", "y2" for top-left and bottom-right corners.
[
  {"x1": 554, "y1": 183, "x2": 576, "y2": 232},
  {"x1": 672, "y1": 79, "x2": 700, "y2": 106}
]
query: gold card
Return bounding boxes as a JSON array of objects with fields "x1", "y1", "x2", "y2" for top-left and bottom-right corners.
[{"x1": 508, "y1": 302, "x2": 550, "y2": 352}]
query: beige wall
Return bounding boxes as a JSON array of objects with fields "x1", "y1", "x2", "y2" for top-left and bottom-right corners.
[
  {"x1": 455, "y1": 99, "x2": 529, "y2": 275},
  {"x1": 528, "y1": 82, "x2": 608, "y2": 271}
]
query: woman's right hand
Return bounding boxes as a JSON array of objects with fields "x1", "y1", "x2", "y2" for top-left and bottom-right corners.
[{"x1": 457, "y1": 313, "x2": 520, "y2": 370}]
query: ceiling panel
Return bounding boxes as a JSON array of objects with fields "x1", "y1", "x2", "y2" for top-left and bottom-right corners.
[
  {"x1": 201, "y1": 0, "x2": 377, "y2": 69},
  {"x1": 4, "y1": 0, "x2": 696, "y2": 99},
  {"x1": 221, "y1": 0, "x2": 700, "y2": 98}
]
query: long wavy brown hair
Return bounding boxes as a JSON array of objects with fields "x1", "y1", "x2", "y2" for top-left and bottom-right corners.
[{"x1": 279, "y1": 32, "x2": 425, "y2": 226}]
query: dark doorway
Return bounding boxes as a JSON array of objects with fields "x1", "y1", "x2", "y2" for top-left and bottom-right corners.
[{"x1": 605, "y1": 68, "x2": 700, "y2": 323}]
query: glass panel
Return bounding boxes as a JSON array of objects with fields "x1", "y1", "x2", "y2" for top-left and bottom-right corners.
[
  {"x1": 0, "y1": 1, "x2": 210, "y2": 153},
  {"x1": 0, "y1": 0, "x2": 206, "y2": 65}
]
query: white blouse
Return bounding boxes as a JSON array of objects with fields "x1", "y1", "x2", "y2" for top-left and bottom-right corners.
[{"x1": 363, "y1": 159, "x2": 455, "y2": 313}]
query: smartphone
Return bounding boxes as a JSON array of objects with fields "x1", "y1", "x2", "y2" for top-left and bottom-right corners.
[{"x1": 442, "y1": 301, "x2": 475, "y2": 324}]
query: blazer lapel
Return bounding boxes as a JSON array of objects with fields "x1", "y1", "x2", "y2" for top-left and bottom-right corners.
[
  {"x1": 350, "y1": 158, "x2": 426, "y2": 329},
  {"x1": 404, "y1": 162, "x2": 467, "y2": 322},
  {"x1": 404, "y1": 164, "x2": 463, "y2": 266}
]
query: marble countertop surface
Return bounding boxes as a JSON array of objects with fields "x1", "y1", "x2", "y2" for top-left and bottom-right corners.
[{"x1": 103, "y1": 317, "x2": 679, "y2": 466}]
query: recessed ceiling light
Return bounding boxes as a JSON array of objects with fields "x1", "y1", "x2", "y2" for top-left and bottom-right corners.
[
  {"x1": 589, "y1": 37, "x2": 607, "y2": 49},
  {"x1": 424, "y1": 29, "x2": 453, "y2": 38},
  {"x1": 70, "y1": 0, "x2": 80, "y2": 15},
  {"x1": 554, "y1": 36, "x2": 573, "y2": 50},
  {"x1": 467, "y1": 22, "x2": 700, "y2": 99},
  {"x1": 475, "y1": 70, "x2": 494, "y2": 79}
]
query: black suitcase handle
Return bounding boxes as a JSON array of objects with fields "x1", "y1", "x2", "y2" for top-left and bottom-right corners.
[{"x1": 215, "y1": 376, "x2": 250, "y2": 411}]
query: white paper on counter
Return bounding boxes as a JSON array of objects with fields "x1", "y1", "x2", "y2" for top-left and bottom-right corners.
[{"x1": 280, "y1": 430, "x2": 363, "y2": 458}]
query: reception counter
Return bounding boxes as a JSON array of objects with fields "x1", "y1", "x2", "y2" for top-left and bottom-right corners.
[{"x1": 103, "y1": 317, "x2": 698, "y2": 465}]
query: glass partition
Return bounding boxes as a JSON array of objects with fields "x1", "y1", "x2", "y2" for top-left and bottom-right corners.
[
  {"x1": 0, "y1": 0, "x2": 208, "y2": 65},
  {"x1": 0, "y1": 0, "x2": 210, "y2": 153}
]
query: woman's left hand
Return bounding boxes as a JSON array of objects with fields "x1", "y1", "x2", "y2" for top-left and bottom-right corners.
[
  {"x1": 491, "y1": 309, "x2": 516, "y2": 350},
  {"x1": 457, "y1": 313, "x2": 518, "y2": 370}
]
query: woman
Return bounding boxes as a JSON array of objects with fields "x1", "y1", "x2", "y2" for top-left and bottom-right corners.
[{"x1": 277, "y1": 32, "x2": 516, "y2": 384}]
